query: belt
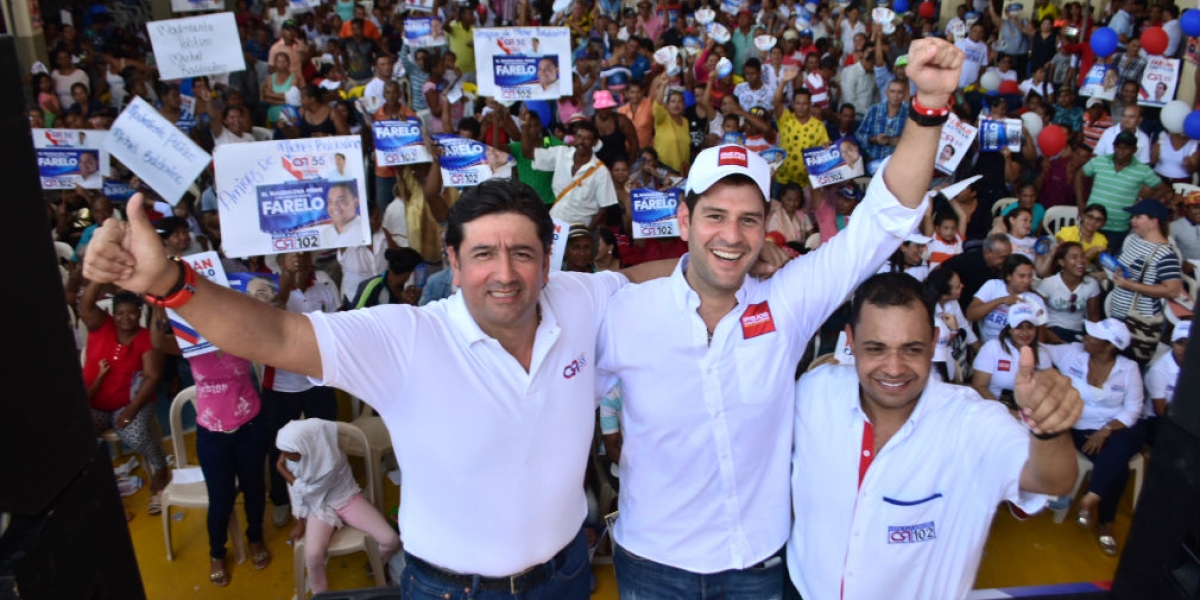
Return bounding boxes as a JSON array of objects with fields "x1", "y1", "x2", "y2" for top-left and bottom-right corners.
[
  {"x1": 749, "y1": 546, "x2": 785, "y2": 570},
  {"x1": 406, "y1": 540, "x2": 573, "y2": 594}
]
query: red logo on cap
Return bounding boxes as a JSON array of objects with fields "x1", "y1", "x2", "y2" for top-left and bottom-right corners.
[
  {"x1": 740, "y1": 301, "x2": 776, "y2": 339},
  {"x1": 718, "y1": 146, "x2": 748, "y2": 168}
]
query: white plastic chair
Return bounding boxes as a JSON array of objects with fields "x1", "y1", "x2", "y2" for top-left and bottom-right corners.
[
  {"x1": 293, "y1": 421, "x2": 387, "y2": 598},
  {"x1": 251, "y1": 126, "x2": 272, "y2": 142},
  {"x1": 1051, "y1": 450, "x2": 1145, "y2": 524},
  {"x1": 1042, "y1": 205, "x2": 1078, "y2": 237},
  {"x1": 348, "y1": 397, "x2": 396, "y2": 514},
  {"x1": 1172, "y1": 182, "x2": 1200, "y2": 197},
  {"x1": 804, "y1": 232, "x2": 821, "y2": 251},
  {"x1": 992, "y1": 197, "x2": 1018, "y2": 216},
  {"x1": 161, "y1": 386, "x2": 247, "y2": 564}
]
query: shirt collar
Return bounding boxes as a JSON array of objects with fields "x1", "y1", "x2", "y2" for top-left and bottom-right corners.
[
  {"x1": 848, "y1": 372, "x2": 953, "y2": 431},
  {"x1": 669, "y1": 252, "x2": 751, "y2": 312},
  {"x1": 445, "y1": 289, "x2": 558, "y2": 346}
]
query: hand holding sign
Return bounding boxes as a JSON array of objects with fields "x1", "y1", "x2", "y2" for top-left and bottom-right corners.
[{"x1": 1014, "y1": 346, "x2": 1083, "y2": 437}]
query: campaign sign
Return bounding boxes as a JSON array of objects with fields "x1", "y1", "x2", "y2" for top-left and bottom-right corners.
[
  {"x1": 1138, "y1": 56, "x2": 1180, "y2": 108},
  {"x1": 404, "y1": 0, "x2": 435, "y2": 12},
  {"x1": 214, "y1": 136, "x2": 370, "y2": 257},
  {"x1": 374, "y1": 118, "x2": 431, "y2": 166},
  {"x1": 547, "y1": 218, "x2": 570, "y2": 272},
  {"x1": 405, "y1": 17, "x2": 447, "y2": 48},
  {"x1": 167, "y1": 252, "x2": 229, "y2": 358},
  {"x1": 105, "y1": 97, "x2": 211, "y2": 205},
  {"x1": 433, "y1": 134, "x2": 493, "y2": 187},
  {"x1": 475, "y1": 27, "x2": 573, "y2": 101},
  {"x1": 720, "y1": 0, "x2": 742, "y2": 14},
  {"x1": 103, "y1": 179, "x2": 137, "y2": 201},
  {"x1": 802, "y1": 138, "x2": 865, "y2": 188},
  {"x1": 171, "y1": 0, "x2": 223, "y2": 13},
  {"x1": 978, "y1": 117, "x2": 1021, "y2": 152},
  {"x1": 148, "y1": 12, "x2": 246, "y2": 80},
  {"x1": 32, "y1": 129, "x2": 109, "y2": 190},
  {"x1": 227, "y1": 272, "x2": 281, "y2": 302},
  {"x1": 631, "y1": 188, "x2": 681, "y2": 239},
  {"x1": 935, "y1": 112, "x2": 977, "y2": 174},
  {"x1": 1079, "y1": 63, "x2": 1118, "y2": 100}
]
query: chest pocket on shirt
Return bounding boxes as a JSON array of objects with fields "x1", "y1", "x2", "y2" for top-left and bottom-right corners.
[
  {"x1": 881, "y1": 493, "x2": 944, "y2": 551},
  {"x1": 733, "y1": 334, "x2": 780, "y2": 404}
]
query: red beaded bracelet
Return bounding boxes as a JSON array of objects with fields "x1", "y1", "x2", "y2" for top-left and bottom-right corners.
[{"x1": 911, "y1": 96, "x2": 953, "y2": 118}]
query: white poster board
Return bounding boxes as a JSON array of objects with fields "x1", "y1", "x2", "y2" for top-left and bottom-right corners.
[
  {"x1": 214, "y1": 136, "x2": 371, "y2": 258},
  {"x1": 170, "y1": 0, "x2": 223, "y2": 13},
  {"x1": 32, "y1": 129, "x2": 109, "y2": 190},
  {"x1": 405, "y1": 17, "x2": 448, "y2": 48},
  {"x1": 1079, "y1": 63, "x2": 1118, "y2": 100},
  {"x1": 105, "y1": 96, "x2": 211, "y2": 206},
  {"x1": 935, "y1": 113, "x2": 977, "y2": 175},
  {"x1": 474, "y1": 27, "x2": 573, "y2": 101},
  {"x1": 147, "y1": 12, "x2": 246, "y2": 80},
  {"x1": 1138, "y1": 56, "x2": 1180, "y2": 108},
  {"x1": 547, "y1": 218, "x2": 569, "y2": 272}
]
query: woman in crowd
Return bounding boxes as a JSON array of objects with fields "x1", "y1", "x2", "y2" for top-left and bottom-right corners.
[
  {"x1": 966, "y1": 254, "x2": 1047, "y2": 343},
  {"x1": 1105, "y1": 200, "x2": 1183, "y2": 364},
  {"x1": 815, "y1": 181, "x2": 862, "y2": 243},
  {"x1": 649, "y1": 71, "x2": 691, "y2": 176},
  {"x1": 1055, "y1": 203, "x2": 1109, "y2": 263},
  {"x1": 1142, "y1": 321, "x2": 1190, "y2": 446},
  {"x1": 262, "y1": 52, "x2": 300, "y2": 126},
  {"x1": 594, "y1": 228, "x2": 622, "y2": 272},
  {"x1": 767, "y1": 183, "x2": 814, "y2": 244},
  {"x1": 79, "y1": 283, "x2": 169, "y2": 516},
  {"x1": 290, "y1": 85, "x2": 348, "y2": 138},
  {"x1": 158, "y1": 84, "x2": 197, "y2": 134},
  {"x1": 971, "y1": 303, "x2": 1053, "y2": 407},
  {"x1": 1000, "y1": 205, "x2": 1037, "y2": 260},
  {"x1": 1037, "y1": 241, "x2": 1103, "y2": 342},
  {"x1": 879, "y1": 233, "x2": 931, "y2": 281},
  {"x1": 150, "y1": 306, "x2": 272, "y2": 586},
  {"x1": 1045, "y1": 319, "x2": 1145, "y2": 556},
  {"x1": 34, "y1": 72, "x2": 62, "y2": 126},
  {"x1": 1150, "y1": 127, "x2": 1200, "y2": 185},
  {"x1": 927, "y1": 266, "x2": 978, "y2": 383},
  {"x1": 1029, "y1": 17, "x2": 1059, "y2": 76},
  {"x1": 67, "y1": 81, "x2": 104, "y2": 120},
  {"x1": 50, "y1": 48, "x2": 89, "y2": 109}
]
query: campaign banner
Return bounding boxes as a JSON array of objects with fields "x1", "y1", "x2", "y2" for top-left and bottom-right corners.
[
  {"x1": 547, "y1": 218, "x2": 570, "y2": 272},
  {"x1": 171, "y1": 0, "x2": 223, "y2": 13},
  {"x1": 227, "y1": 272, "x2": 281, "y2": 303},
  {"x1": 404, "y1": 0, "x2": 435, "y2": 12},
  {"x1": 213, "y1": 136, "x2": 371, "y2": 257},
  {"x1": 373, "y1": 118, "x2": 432, "y2": 166},
  {"x1": 474, "y1": 27, "x2": 573, "y2": 101},
  {"x1": 147, "y1": 12, "x2": 246, "y2": 80},
  {"x1": 102, "y1": 179, "x2": 137, "y2": 201},
  {"x1": 433, "y1": 134, "x2": 501, "y2": 187},
  {"x1": 167, "y1": 252, "x2": 229, "y2": 358},
  {"x1": 978, "y1": 117, "x2": 1022, "y2": 153},
  {"x1": 105, "y1": 97, "x2": 211, "y2": 206},
  {"x1": 802, "y1": 137, "x2": 865, "y2": 188},
  {"x1": 935, "y1": 113, "x2": 976, "y2": 174},
  {"x1": 1079, "y1": 63, "x2": 1118, "y2": 100},
  {"x1": 631, "y1": 188, "x2": 681, "y2": 239},
  {"x1": 1138, "y1": 56, "x2": 1180, "y2": 108},
  {"x1": 32, "y1": 129, "x2": 109, "y2": 190},
  {"x1": 405, "y1": 17, "x2": 447, "y2": 48}
]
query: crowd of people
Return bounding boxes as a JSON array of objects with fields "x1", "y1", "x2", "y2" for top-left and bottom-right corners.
[{"x1": 42, "y1": 0, "x2": 1198, "y2": 596}]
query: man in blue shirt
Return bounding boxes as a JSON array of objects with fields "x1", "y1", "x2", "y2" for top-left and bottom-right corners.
[{"x1": 856, "y1": 79, "x2": 908, "y2": 164}]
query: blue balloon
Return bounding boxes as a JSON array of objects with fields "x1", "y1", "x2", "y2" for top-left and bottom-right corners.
[
  {"x1": 893, "y1": 0, "x2": 909, "y2": 13},
  {"x1": 1185, "y1": 110, "x2": 1200, "y2": 141},
  {"x1": 1182, "y1": 9, "x2": 1200, "y2": 38},
  {"x1": 1090, "y1": 27, "x2": 1118, "y2": 58}
]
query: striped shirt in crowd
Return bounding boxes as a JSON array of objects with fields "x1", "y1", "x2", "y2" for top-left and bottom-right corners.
[
  {"x1": 1081, "y1": 155, "x2": 1162, "y2": 232},
  {"x1": 1083, "y1": 114, "x2": 1113, "y2": 149},
  {"x1": 1107, "y1": 234, "x2": 1182, "y2": 319}
]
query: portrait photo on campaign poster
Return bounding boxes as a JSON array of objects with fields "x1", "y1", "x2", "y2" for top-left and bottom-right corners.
[
  {"x1": 214, "y1": 136, "x2": 371, "y2": 258},
  {"x1": 32, "y1": 128, "x2": 109, "y2": 190},
  {"x1": 228, "y1": 272, "x2": 281, "y2": 304},
  {"x1": 977, "y1": 117, "x2": 1022, "y2": 153},
  {"x1": 1079, "y1": 63, "x2": 1118, "y2": 100},
  {"x1": 474, "y1": 27, "x2": 573, "y2": 101},
  {"x1": 1138, "y1": 56, "x2": 1180, "y2": 108},
  {"x1": 433, "y1": 134, "x2": 514, "y2": 187},
  {"x1": 374, "y1": 117, "x2": 432, "y2": 166},
  {"x1": 405, "y1": 17, "x2": 447, "y2": 48},
  {"x1": 935, "y1": 113, "x2": 977, "y2": 175},
  {"x1": 802, "y1": 136, "x2": 865, "y2": 188}
]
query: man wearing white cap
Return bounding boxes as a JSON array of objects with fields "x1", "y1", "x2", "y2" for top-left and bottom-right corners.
[
  {"x1": 597, "y1": 36, "x2": 968, "y2": 599},
  {"x1": 789, "y1": 273, "x2": 1080, "y2": 600},
  {"x1": 1143, "y1": 320, "x2": 1190, "y2": 445}
]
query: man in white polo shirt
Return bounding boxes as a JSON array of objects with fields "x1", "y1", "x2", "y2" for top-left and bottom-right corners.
[
  {"x1": 80, "y1": 179, "x2": 677, "y2": 599},
  {"x1": 596, "y1": 36, "x2": 967, "y2": 599},
  {"x1": 787, "y1": 273, "x2": 1082, "y2": 600}
]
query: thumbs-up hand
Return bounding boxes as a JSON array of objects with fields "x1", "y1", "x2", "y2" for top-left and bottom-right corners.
[
  {"x1": 82, "y1": 192, "x2": 177, "y2": 296},
  {"x1": 1014, "y1": 346, "x2": 1082, "y2": 438}
]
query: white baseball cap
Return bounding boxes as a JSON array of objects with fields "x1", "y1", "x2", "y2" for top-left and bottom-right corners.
[
  {"x1": 1085, "y1": 319, "x2": 1131, "y2": 350},
  {"x1": 684, "y1": 145, "x2": 772, "y2": 203},
  {"x1": 1007, "y1": 302, "x2": 1048, "y2": 327},
  {"x1": 1172, "y1": 320, "x2": 1191, "y2": 342},
  {"x1": 905, "y1": 232, "x2": 933, "y2": 245}
]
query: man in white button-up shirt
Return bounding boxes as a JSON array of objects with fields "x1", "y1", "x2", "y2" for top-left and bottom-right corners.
[
  {"x1": 597, "y1": 37, "x2": 970, "y2": 599},
  {"x1": 82, "y1": 180, "x2": 676, "y2": 600},
  {"x1": 787, "y1": 273, "x2": 1081, "y2": 600}
]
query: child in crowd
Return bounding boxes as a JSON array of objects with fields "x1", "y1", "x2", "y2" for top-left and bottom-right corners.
[
  {"x1": 1001, "y1": 206, "x2": 1037, "y2": 259},
  {"x1": 927, "y1": 210, "x2": 964, "y2": 269}
]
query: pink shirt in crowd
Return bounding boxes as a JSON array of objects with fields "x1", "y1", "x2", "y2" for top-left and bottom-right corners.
[{"x1": 191, "y1": 351, "x2": 261, "y2": 433}]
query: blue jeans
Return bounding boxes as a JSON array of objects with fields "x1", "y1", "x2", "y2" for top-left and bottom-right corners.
[
  {"x1": 195, "y1": 415, "x2": 269, "y2": 559},
  {"x1": 263, "y1": 386, "x2": 338, "y2": 506},
  {"x1": 1071, "y1": 422, "x2": 1146, "y2": 525},
  {"x1": 614, "y1": 543, "x2": 785, "y2": 600},
  {"x1": 401, "y1": 530, "x2": 591, "y2": 600}
]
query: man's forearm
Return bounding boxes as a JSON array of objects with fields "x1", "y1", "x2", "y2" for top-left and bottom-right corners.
[
  {"x1": 1023, "y1": 433, "x2": 1077, "y2": 496},
  {"x1": 884, "y1": 116, "x2": 940, "y2": 209}
]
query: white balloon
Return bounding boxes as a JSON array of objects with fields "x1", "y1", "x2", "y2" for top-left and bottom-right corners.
[
  {"x1": 980, "y1": 71, "x2": 1001, "y2": 92},
  {"x1": 1020, "y1": 112, "x2": 1043, "y2": 139},
  {"x1": 1161, "y1": 100, "x2": 1191, "y2": 134}
]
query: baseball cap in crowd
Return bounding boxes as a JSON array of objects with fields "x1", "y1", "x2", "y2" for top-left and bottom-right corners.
[
  {"x1": 567, "y1": 223, "x2": 590, "y2": 240},
  {"x1": 593, "y1": 90, "x2": 618, "y2": 110},
  {"x1": 1184, "y1": 191, "x2": 1200, "y2": 205},
  {"x1": 1124, "y1": 199, "x2": 1171, "y2": 221},
  {"x1": 748, "y1": 105, "x2": 770, "y2": 118},
  {"x1": 836, "y1": 182, "x2": 864, "y2": 201},
  {"x1": 894, "y1": 54, "x2": 909, "y2": 67},
  {"x1": 684, "y1": 145, "x2": 772, "y2": 203},
  {"x1": 905, "y1": 231, "x2": 933, "y2": 245},
  {"x1": 281, "y1": 19, "x2": 299, "y2": 31},
  {"x1": 1114, "y1": 131, "x2": 1139, "y2": 147},
  {"x1": 782, "y1": 29, "x2": 800, "y2": 40},
  {"x1": 1085, "y1": 319, "x2": 1131, "y2": 350},
  {"x1": 1085, "y1": 96, "x2": 1106, "y2": 109},
  {"x1": 1007, "y1": 302, "x2": 1048, "y2": 327},
  {"x1": 1172, "y1": 320, "x2": 1192, "y2": 342}
]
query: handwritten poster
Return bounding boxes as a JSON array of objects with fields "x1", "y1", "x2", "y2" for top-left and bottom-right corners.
[
  {"x1": 147, "y1": 12, "x2": 246, "y2": 80},
  {"x1": 105, "y1": 97, "x2": 211, "y2": 205}
]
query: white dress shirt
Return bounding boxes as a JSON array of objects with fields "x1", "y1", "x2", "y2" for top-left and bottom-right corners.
[
  {"x1": 1044, "y1": 342, "x2": 1144, "y2": 429},
  {"x1": 338, "y1": 229, "x2": 389, "y2": 302},
  {"x1": 1092, "y1": 125, "x2": 1152, "y2": 165},
  {"x1": 597, "y1": 163, "x2": 925, "y2": 573},
  {"x1": 971, "y1": 280, "x2": 1048, "y2": 343},
  {"x1": 534, "y1": 146, "x2": 619, "y2": 226},
  {"x1": 1143, "y1": 350, "x2": 1180, "y2": 417},
  {"x1": 307, "y1": 271, "x2": 627, "y2": 576},
  {"x1": 972, "y1": 338, "x2": 1053, "y2": 399},
  {"x1": 788, "y1": 365, "x2": 1048, "y2": 600}
]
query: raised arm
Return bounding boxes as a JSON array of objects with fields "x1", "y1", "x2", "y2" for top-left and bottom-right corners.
[
  {"x1": 79, "y1": 279, "x2": 111, "y2": 332},
  {"x1": 83, "y1": 194, "x2": 324, "y2": 379},
  {"x1": 1014, "y1": 346, "x2": 1082, "y2": 495}
]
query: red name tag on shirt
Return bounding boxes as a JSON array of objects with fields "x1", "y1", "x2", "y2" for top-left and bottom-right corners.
[
  {"x1": 998, "y1": 360, "x2": 1011, "y2": 372},
  {"x1": 741, "y1": 301, "x2": 777, "y2": 339}
]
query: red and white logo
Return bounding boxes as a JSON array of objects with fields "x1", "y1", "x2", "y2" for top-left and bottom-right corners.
[
  {"x1": 718, "y1": 146, "x2": 748, "y2": 168},
  {"x1": 740, "y1": 301, "x2": 776, "y2": 339},
  {"x1": 998, "y1": 360, "x2": 1011, "y2": 372}
]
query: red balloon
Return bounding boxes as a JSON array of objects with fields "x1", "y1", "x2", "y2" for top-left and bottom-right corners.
[
  {"x1": 1038, "y1": 124, "x2": 1068, "y2": 157},
  {"x1": 918, "y1": 1, "x2": 935, "y2": 18},
  {"x1": 999, "y1": 80, "x2": 1021, "y2": 95},
  {"x1": 1141, "y1": 26, "x2": 1168, "y2": 55}
]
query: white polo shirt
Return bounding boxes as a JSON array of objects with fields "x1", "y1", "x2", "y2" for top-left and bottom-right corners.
[
  {"x1": 1093, "y1": 125, "x2": 1152, "y2": 165},
  {"x1": 788, "y1": 364, "x2": 1048, "y2": 600},
  {"x1": 1044, "y1": 342, "x2": 1144, "y2": 430},
  {"x1": 972, "y1": 338, "x2": 1052, "y2": 399},
  {"x1": 1143, "y1": 350, "x2": 1180, "y2": 417},
  {"x1": 597, "y1": 165, "x2": 924, "y2": 573},
  {"x1": 307, "y1": 270, "x2": 626, "y2": 576},
  {"x1": 266, "y1": 274, "x2": 340, "y2": 393}
]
